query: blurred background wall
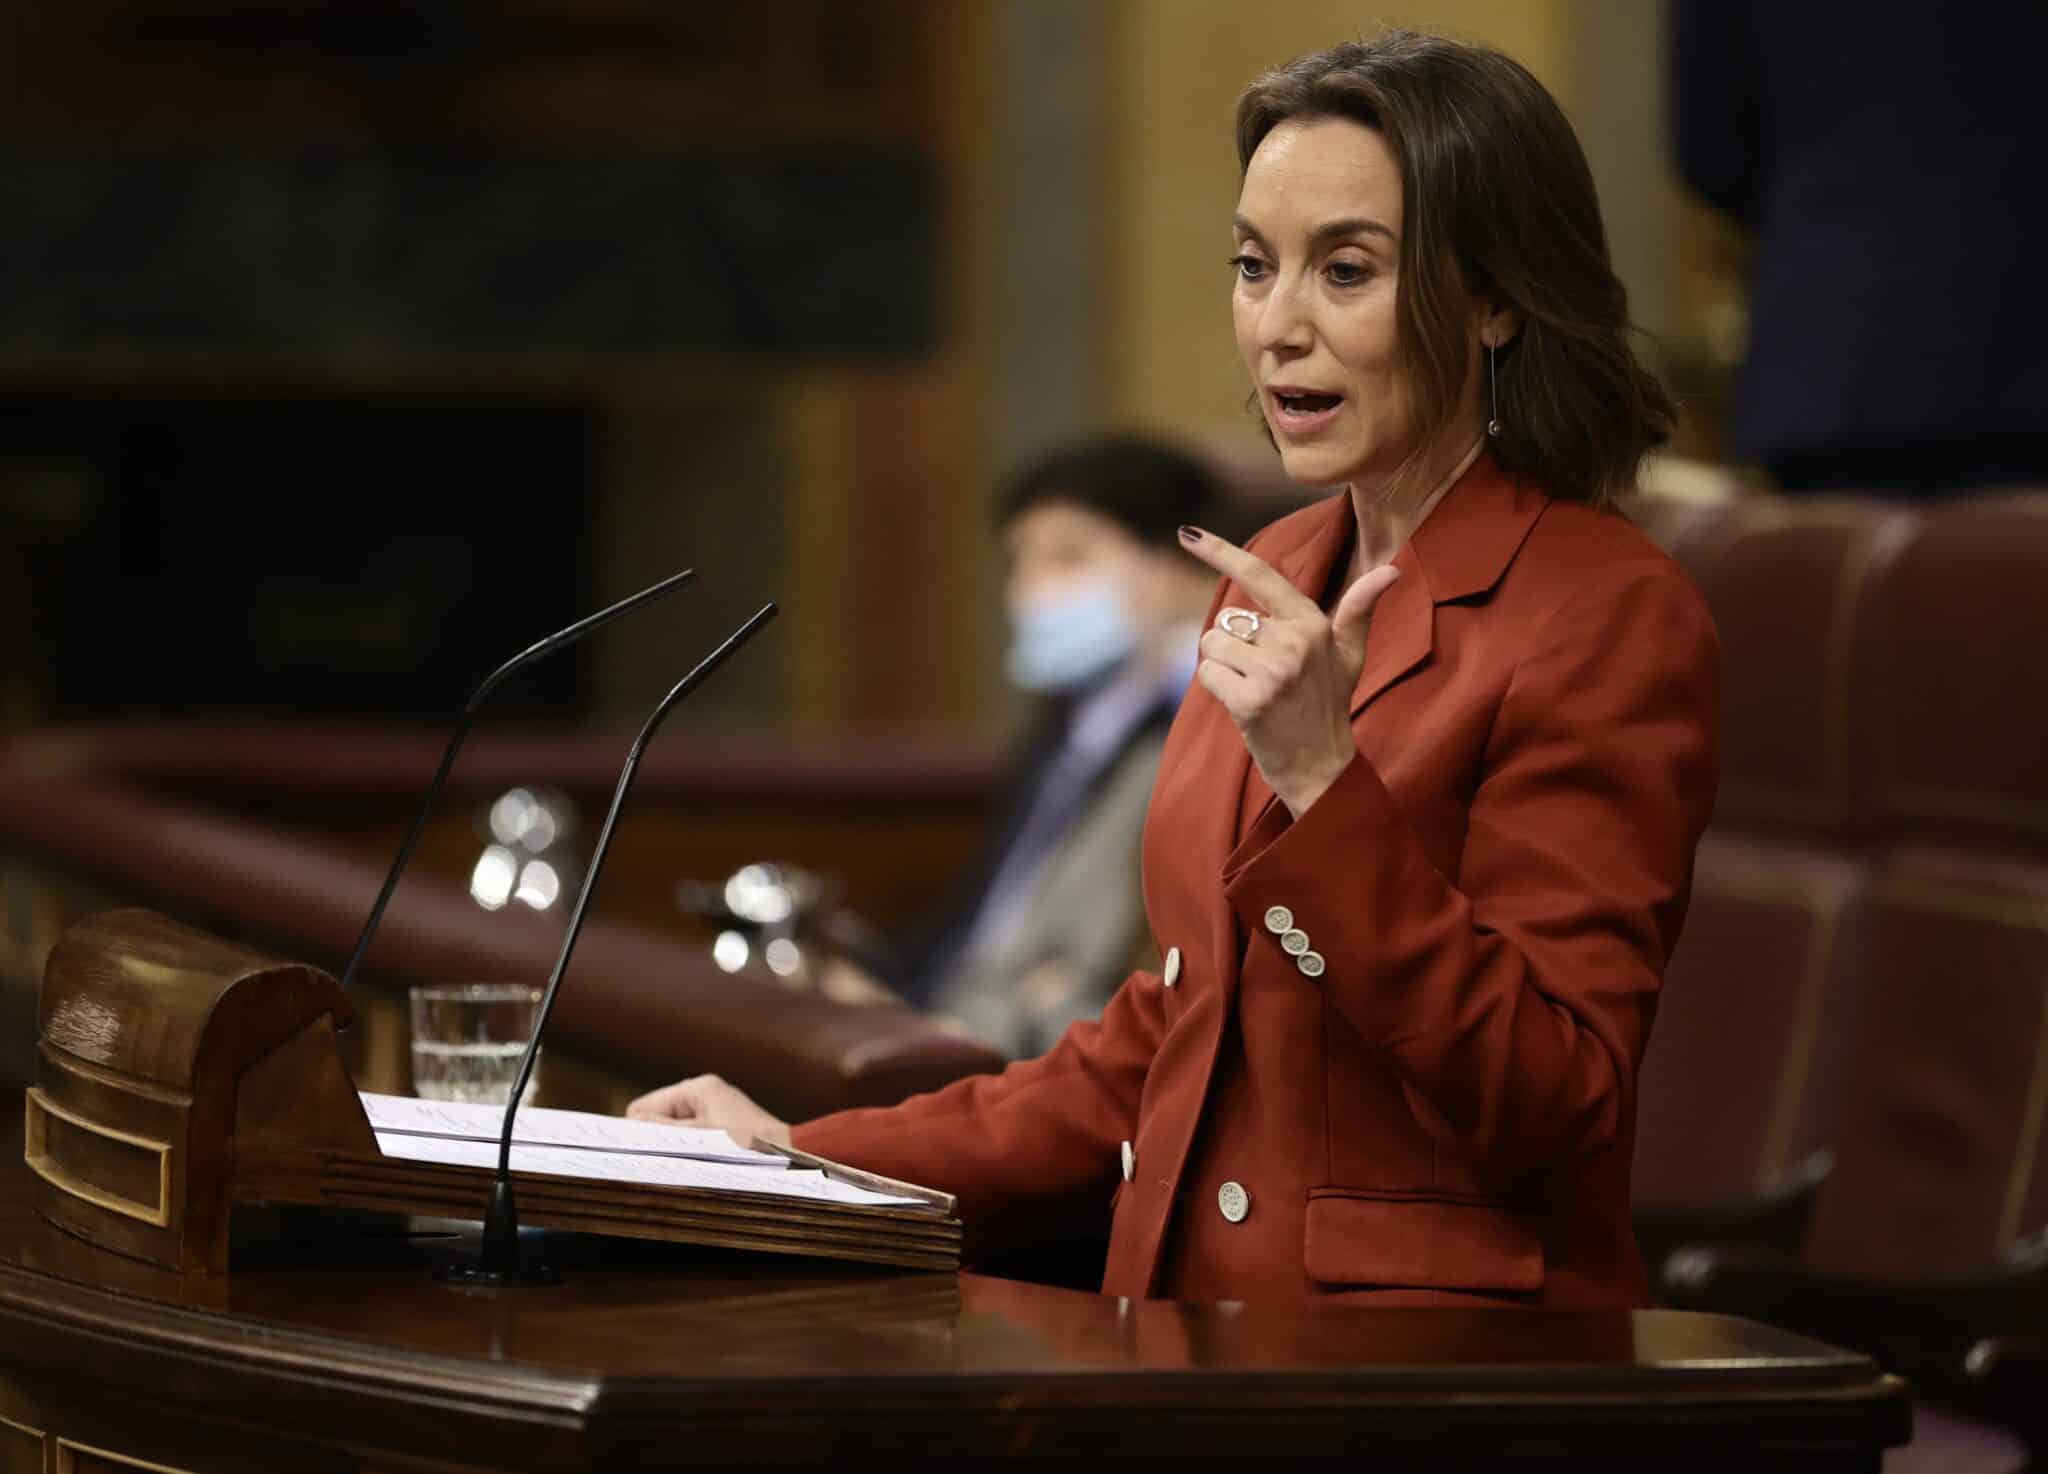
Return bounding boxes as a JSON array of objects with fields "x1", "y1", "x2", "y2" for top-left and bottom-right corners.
[{"x1": 0, "y1": 1, "x2": 1741, "y2": 744}]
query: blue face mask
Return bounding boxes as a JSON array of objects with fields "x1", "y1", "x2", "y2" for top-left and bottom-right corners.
[{"x1": 1006, "y1": 576, "x2": 1140, "y2": 693}]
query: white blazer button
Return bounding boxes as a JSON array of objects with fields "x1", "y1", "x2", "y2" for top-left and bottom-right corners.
[
  {"x1": 1121, "y1": 1140, "x2": 1135, "y2": 1182},
  {"x1": 1218, "y1": 1181, "x2": 1250, "y2": 1222},
  {"x1": 1162, "y1": 947, "x2": 1182, "y2": 987},
  {"x1": 1264, "y1": 906, "x2": 1293, "y2": 934},
  {"x1": 1280, "y1": 928, "x2": 1310, "y2": 956},
  {"x1": 1298, "y1": 951, "x2": 1327, "y2": 978}
]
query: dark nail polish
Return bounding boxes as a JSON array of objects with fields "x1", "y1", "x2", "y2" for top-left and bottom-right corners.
[{"x1": 1178, "y1": 525, "x2": 1202, "y2": 543}]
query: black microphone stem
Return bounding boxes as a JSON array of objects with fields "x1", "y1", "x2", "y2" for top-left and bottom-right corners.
[
  {"x1": 464, "y1": 600, "x2": 780, "y2": 1285},
  {"x1": 337, "y1": 567, "x2": 696, "y2": 993}
]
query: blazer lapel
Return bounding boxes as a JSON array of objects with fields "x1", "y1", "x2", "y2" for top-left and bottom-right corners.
[
  {"x1": 1350, "y1": 544, "x2": 1434, "y2": 718},
  {"x1": 1189, "y1": 455, "x2": 1550, "y2": 840},
  {"x1": 1285, "y1": 481, "x2": 1434, "y2": 721},
  {"x1": 1350, "y1": 453, "x2": 1549, "y2": 717}
]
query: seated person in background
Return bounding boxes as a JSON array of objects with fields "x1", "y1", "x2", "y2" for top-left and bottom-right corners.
[{"x1": 840, "y1": 436, "x2": 1237, "y2": 1059}]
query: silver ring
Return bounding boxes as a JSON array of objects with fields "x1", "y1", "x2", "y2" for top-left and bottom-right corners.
[{"x1": 1215, "y1": 607, "x2": 1262, "y2": 643}]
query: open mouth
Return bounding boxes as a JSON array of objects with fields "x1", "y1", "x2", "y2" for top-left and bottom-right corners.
[{"x1": 1274, "y1": 390, "x2": 1342, "y2": 415}]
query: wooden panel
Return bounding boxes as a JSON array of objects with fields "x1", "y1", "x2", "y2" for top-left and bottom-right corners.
[
  {"x1": 1, "y1": 2, "x2": 943, "y2": 146},
  {"x1": 0, "y1": 1413, "x2": 44, "y2": 1474},
  {"x1": 0, "y1": 160, "x2": 936, "y2": 360},
  {"x1": 24, "y1": 1050, "x2": 191, "y2": 1271},
  {"x1": 58, "y1": 1441, "x2": 194, "y2": 1474},
  {"x1": 48, "y1": 1418, "x2": 352, "y2": 1474},
  {"x1": 23, "y1": 1091, "x2": 171, "y2": 1229}
]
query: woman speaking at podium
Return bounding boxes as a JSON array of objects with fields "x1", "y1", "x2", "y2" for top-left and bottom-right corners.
[{"x1": 630, "y1": 31, "x2": 1719, "y2": 1309}]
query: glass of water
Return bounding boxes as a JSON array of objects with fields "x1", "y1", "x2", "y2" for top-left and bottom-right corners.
[{"x1": 408, "y1": 983, "x2": 542, "y2": 1105}]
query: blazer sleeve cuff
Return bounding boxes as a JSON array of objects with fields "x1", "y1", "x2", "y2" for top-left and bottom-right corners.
[{"x1": 1221, "y1": 749, "x2": 1412, "y2": 974}]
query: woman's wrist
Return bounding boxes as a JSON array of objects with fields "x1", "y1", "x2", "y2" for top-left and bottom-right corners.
[{"x1": 1275, "y1": 744, "x2": 1357, "y2": 820}]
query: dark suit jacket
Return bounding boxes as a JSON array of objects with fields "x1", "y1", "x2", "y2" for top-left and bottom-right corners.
[
  {"x1": 1672, "y1": 0, "x2": 2048, "y2": 481},
  {"x1": 796, "y1": 456, "x2": 1720, "y2": 1307}
]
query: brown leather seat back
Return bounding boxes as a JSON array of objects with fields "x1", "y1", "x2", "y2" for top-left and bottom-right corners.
[
  {"x1": 1854, "y1": 491, "x2": 2048, "y2": 856},
  {"x1": 1673, "y1": 497, "x2": 1917, "y2": 842},
  {"x1": 1799, "y1": 492, "x2": 2048, "y2": 1277},
  {"x1": 1634, "y1": 832, "x2": 1871, "y2": 1207},
  {"x1": 1803, "y1": 847, "x2": 2048, "y2": 1278},
  {"x1": 1631, "y1": 496, "x2": 1911, "y2": 1210}
]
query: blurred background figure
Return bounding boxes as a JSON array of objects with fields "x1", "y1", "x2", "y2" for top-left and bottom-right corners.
[
  {"x1": 1671, "y1": 0, "x2": 2048, "y2": 496},
  {"x1": 826, "y1": 435, "x2": 1248, "y2": 1057}
]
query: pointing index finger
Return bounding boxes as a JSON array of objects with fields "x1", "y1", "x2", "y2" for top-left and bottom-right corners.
[{"x1": 1178, "y1": 525, "x2": 1318, "y2": 619}]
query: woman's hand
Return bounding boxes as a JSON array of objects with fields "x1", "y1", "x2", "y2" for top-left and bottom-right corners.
[
  {"x1": 625, "y1": 1074, "x2": 792, "y2": 1149},
  {"x1": 1179, "y1": 526, "x2": 1403, "y2": 817}
]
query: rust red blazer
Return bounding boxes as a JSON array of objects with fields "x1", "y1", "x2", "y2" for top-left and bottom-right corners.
[{"x1": 795, "y1": 456, "x2": 1721, "y2": 1307}]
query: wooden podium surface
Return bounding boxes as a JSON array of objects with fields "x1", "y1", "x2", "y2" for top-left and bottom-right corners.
[{"x1": 0, "y1": 1092, "x2": 1910, "y2": 1473}]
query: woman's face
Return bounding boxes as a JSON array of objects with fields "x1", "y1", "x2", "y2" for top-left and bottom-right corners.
[{"x1": 1231, "y1": 116, "x2": 1423, "y2": 491}]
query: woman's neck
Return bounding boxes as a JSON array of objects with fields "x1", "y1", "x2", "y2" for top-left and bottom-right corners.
[{"x1": 1345, "y1": 430, "x2": 1485, "y2": 577}]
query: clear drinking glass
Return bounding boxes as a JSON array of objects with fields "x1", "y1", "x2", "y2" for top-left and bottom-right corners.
[{"x1": 408, "y1": 983, "x2": 542, "y2": 1104}]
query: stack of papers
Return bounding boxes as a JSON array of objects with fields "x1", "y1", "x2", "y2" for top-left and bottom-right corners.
[{"x1": 359, "y1": 1092, "x2": 926, "y2": 1208}]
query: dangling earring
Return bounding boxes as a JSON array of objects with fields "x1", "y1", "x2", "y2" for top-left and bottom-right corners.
[{"x1": 1486, "y1": 342, "x2": 1502, "y2": 438}]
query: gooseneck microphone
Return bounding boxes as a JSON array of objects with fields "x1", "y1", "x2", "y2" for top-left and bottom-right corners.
[
  {"x1": 336, "y1": 568, "x2": 697, "y2": 992},
  {"x1": 442, "y1": 600, "x2": 780, "y2": 1286}
]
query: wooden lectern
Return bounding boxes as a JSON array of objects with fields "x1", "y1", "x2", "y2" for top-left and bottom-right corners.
[
  {"x1": 24, "y1": 909, "x2": 958, "y2": 1274},
  {"x1": 2, "y1": 912, "x2": 1915, "y2": 1470}
]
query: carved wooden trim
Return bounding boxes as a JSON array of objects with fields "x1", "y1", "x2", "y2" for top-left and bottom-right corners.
[
  {"x1": 22, "y1": 1089, "x2": 171, "y2": 1230},
  {"x1": 0, "y1": 1410, "x2": 47, "y2": 1472},
  {"x1": 56, "y1": 1437, "x2": 197, "y2": 1474}
]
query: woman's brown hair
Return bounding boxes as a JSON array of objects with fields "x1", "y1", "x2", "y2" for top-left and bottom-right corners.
[{"x1": 1236, "y1": 31, "x2": 1674, "y2": 507}]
